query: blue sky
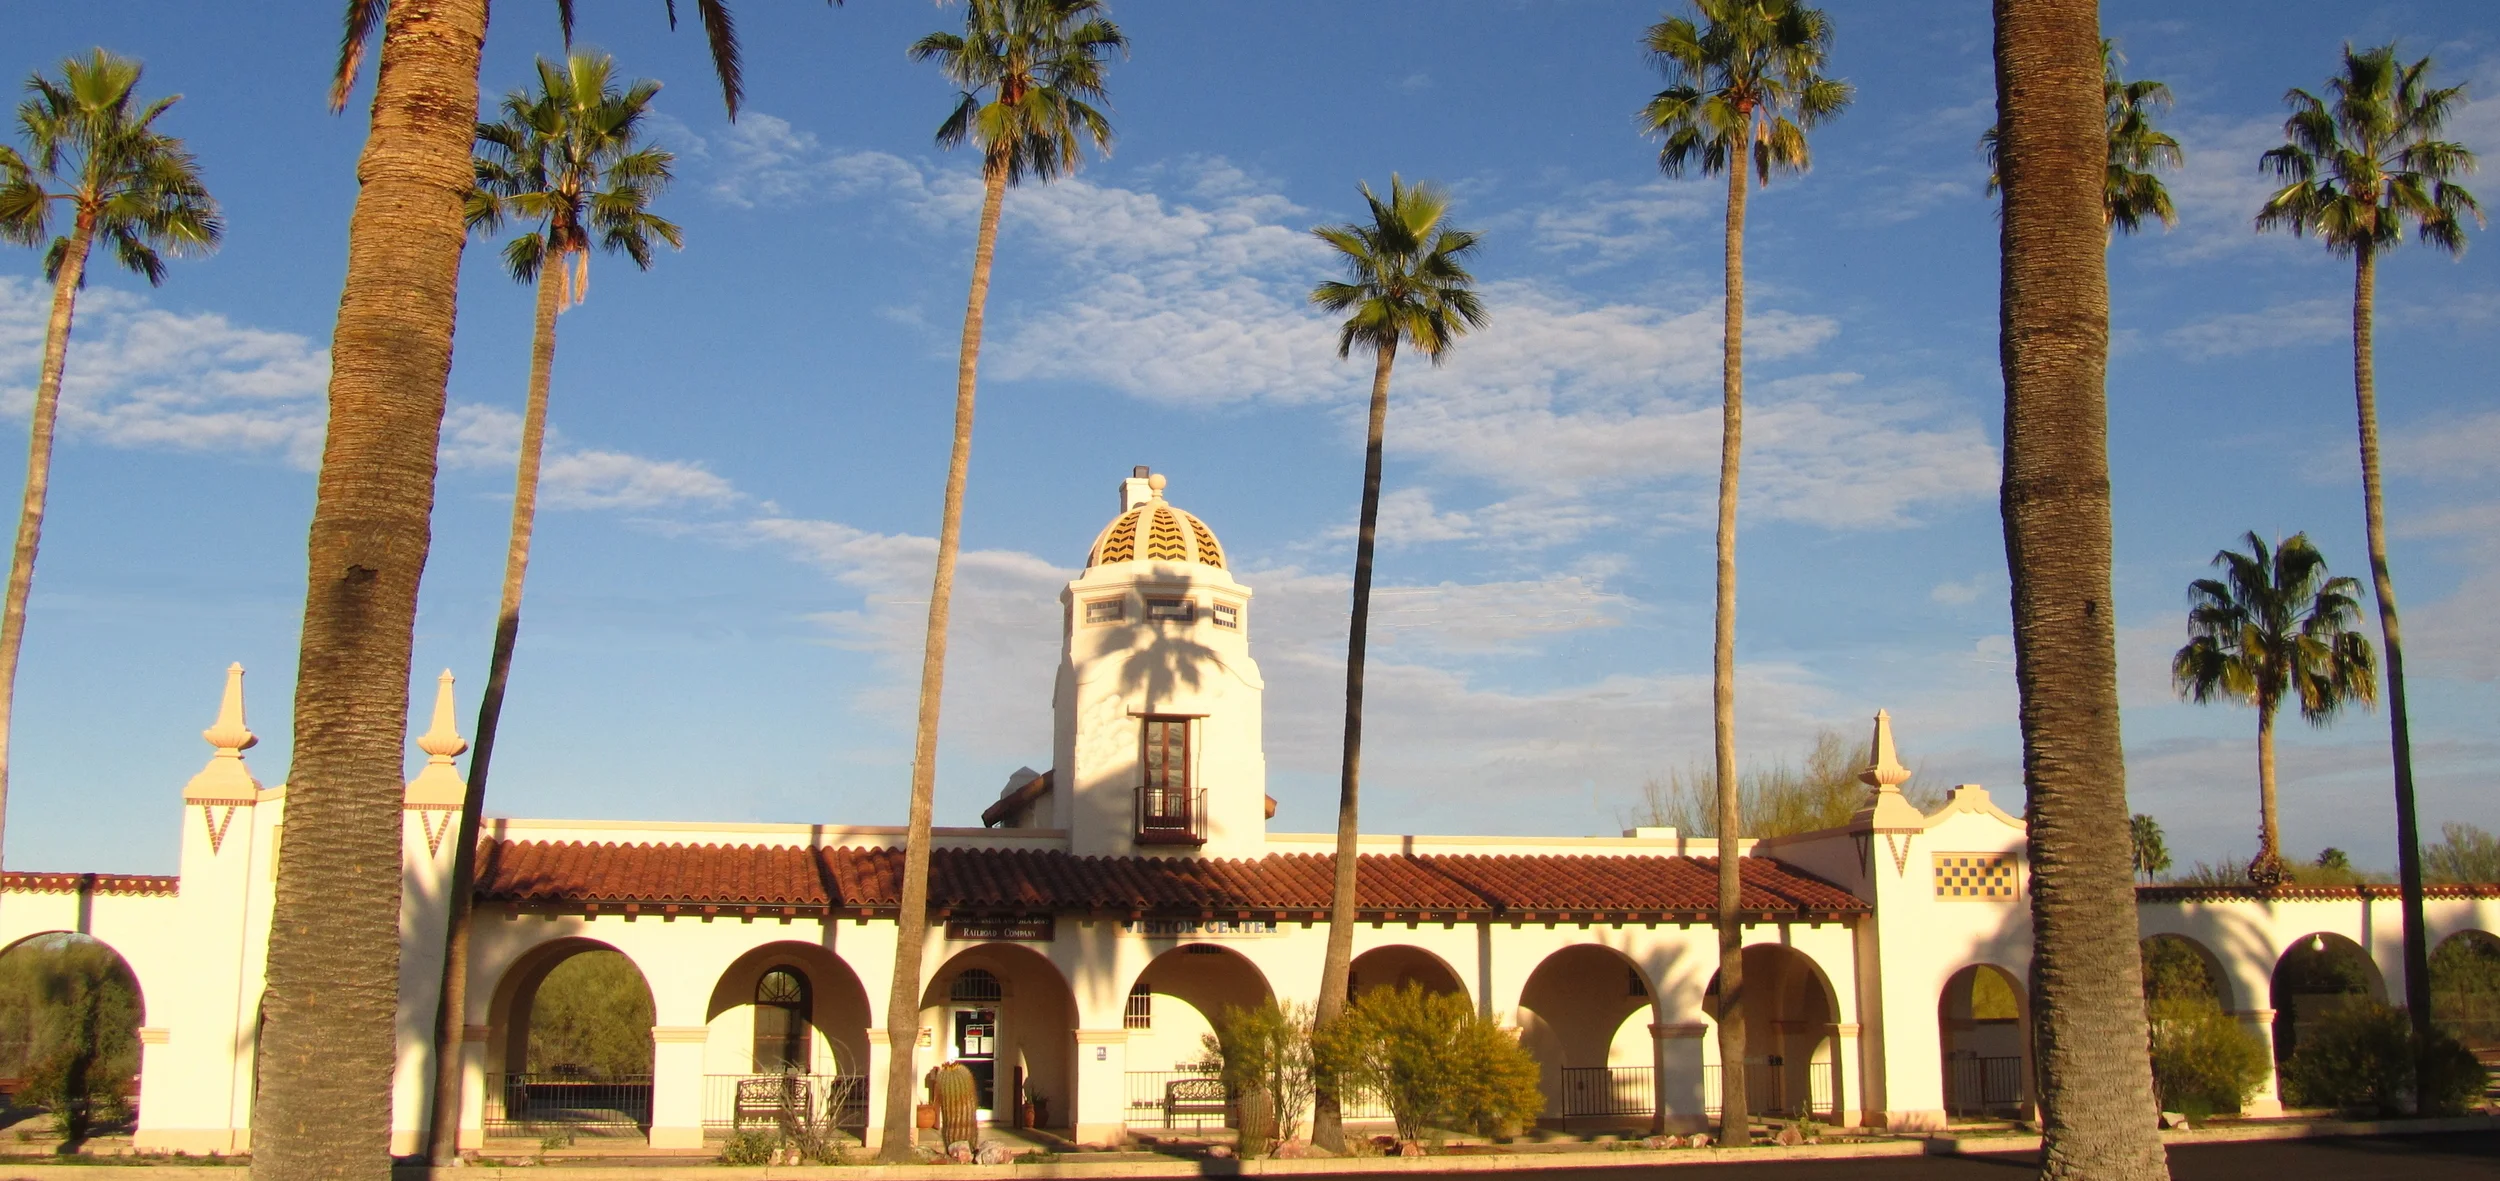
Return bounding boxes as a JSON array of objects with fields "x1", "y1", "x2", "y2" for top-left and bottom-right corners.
[{"x1": 4, "y1": 1, "x2": 2495, "y2": 877}]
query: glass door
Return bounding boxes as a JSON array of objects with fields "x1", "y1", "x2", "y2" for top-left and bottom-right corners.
[{"x1": 949, "y1": 1006, "x2": 999, "y2": 1116}]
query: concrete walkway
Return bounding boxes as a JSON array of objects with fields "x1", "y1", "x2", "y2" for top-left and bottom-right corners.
[{"x1": 2, "y1": 1116, "x2": 2494, "y2": 1181}]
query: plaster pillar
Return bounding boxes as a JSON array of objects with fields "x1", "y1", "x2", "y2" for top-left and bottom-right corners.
[
  {"x1": 1650, "y1": 1022, "x2": 1708, "y2": 1133},
  {"x1": 863, "y1": 1029, "x2": 894, "y2": 1150},
  {"x1": 1072, "y1": 1028, "x2": 1129, "y2": 1147},
  {"x1": 650, "y1": 1026, "x2": 709, "y2": 1149},
  {"x1": 1831, "y1": 1023, "x2": 1863, "y2": 1127},
  {"x1": 2233, "y1": 1009, "x2": 2284, "y2": 1117},
  {"x1": 458, "y1": 1025, "x2": 489, "y2": 1151}
]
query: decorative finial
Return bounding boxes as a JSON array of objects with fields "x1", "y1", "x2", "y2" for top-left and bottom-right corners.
[
  {"x1": 202, "y1": 662, "x2": 257, "y2": 754},
  {"x1": 418, "y1": 669, "x2": 468, "y2": 762},
  {"x1": 1148, "y1": 472, "x2": 1167, "y2": 499},
  {"x1": 405, "y1": 670, "x2": 469, "y2": 807},
  {"x1": 1859, "y1": 709, "x2": 1912, "y2": 789},
  {"x1": 185, "y1": 662, "x2": 261, "y2": 800}
]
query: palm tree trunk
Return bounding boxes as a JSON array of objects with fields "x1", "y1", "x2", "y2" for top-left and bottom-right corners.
[
  {"x1": 424, "y1": 257, "x2": 564, "y2": 1163},
  {"x1": 1992, "y1": 2, "x2": 2167, "y2": 1176},
  {"x1": 1311, "y1": 342, "x2": 1397, "y2": 1154},
  {"x1": 2352, "y1": 242, "x2": 2437, "y2": 1072},
  {"x1": 879, "y1": 156, "x2": 1007, "y2": 1162},
  {"x1": 1712, "y1": 145, "x2": 1750, "y2": 1150},
  {"x1": 251, "y1": 3, "x2": 487, "y2": 1179},
  {"x1": 0, "y1": 214, "x2": 93, "y2": 884},
  {"x1": 2253, "y1": 697, "x2": 2281, "y2": 883}
]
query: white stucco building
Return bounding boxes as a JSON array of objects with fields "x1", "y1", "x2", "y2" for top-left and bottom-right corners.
[{"x1": 3, "y1": 468, "x2": 2493, "y2": 1154}]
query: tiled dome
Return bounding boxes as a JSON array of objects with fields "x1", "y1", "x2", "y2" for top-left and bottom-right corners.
[{"x1": 1088, "y1": 495, "x2": 1225, "y2": 569}]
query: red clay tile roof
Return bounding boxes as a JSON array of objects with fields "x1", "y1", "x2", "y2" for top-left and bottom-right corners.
[
  {"x1": 474, "y1": 841, "x2": 1865, "y2": 918},
  {"x1": 2138, "y1": 882, "x2": 2500, "y2": 903},
  {"x1": 1, "y1": 871, "x2": 179, "y2": 897}
]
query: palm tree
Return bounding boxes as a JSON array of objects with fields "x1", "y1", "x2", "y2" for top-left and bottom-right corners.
[
  {"x1": 1304, "y1": 177, "x2": 1486, "y2": 1152},
  {"x1": 1983, "y1": 41, "x2": 2183, "y2": 234},
  {"x1": 2255, "y1": 40, "x2": 2482, "y2": 1070},
  {"x1": 418, "y1": 51, "x2": 679, "y2": 1164},
  {"x1": 1638, "y1": 0, "x2": 1848, "y2": 1146},
  {"x1": 251, "y1": 7, "x2": 754, "y2": 1177},
  {"x1": 2129, "y1": 814, "x2": 2170, "y2": 884},
  {"x1": 1990, "y1": 1, "x2": 2169, "y2": 1175},
  {"x1": 2171, "y1": 532, "x2": 2376, "y2": 885},
  {"x1": 0, "y1": 49, "x2": 219, "y2": 882},
  {"x1": 882, "y1": 0, "x2": 1123, "y2": 1160}
]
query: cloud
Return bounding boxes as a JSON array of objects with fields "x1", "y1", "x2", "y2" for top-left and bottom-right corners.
[
  {"x1": 0, "y1": 279, "x2": 331, "y2": 467},
  {"x1": 1930, "y1": 574, "x2": 1993, "y2": 606},
  {"x1": 2161, "y1": 298, "x2": 2344, "y2": 358},
  {"x1": 1524, "y1": 179, "x2": 1709, "y2": 258},
  {"x1": 2385, "y1": 410, "x2": 2500, "y2": 484},
  {"x1": 1, "y1": 280, "x2": 741, "y2": 515}
]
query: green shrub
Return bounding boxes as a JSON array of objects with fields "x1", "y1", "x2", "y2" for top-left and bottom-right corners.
[
  {"x1": 1205, "y1": 1001, "x2": 1316, "y2": 1154},
  {"x1": 2147, "y1": 1000, "x2": 2269, "y2": 1118},
  {"x1": 2417, "y1": 1029, "x2": 2491, "y2": 1117},
  {"x1": 2280, "y1": 1002, "x2": 2489, "y2": 1115},
  {"x1": 1318, "y1": 984, "x2": 1543, "y2": 1142},
  {"x1": 719, "y1": 1129, "x2": 775, "y2": 1165}
]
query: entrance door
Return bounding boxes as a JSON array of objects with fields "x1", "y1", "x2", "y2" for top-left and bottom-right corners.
[{"x1": 950, "y1": 1007, "x2": 999, "y2": 1116}]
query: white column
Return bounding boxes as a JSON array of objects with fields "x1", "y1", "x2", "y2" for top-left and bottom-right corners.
[
  {"x1": 1072, "y1": 1028, "x2": 1128, "y2": 1147},
  {"x1": 458, "y1": 1026, "x2": 489, "y2": 1151},
  {"x1": 650, "y1": 1025, "x2": 709, "y2": 1149},
  {"x1": 1651, "y1": 1022, "x2": 1708, "y2": 1133},
  {"x1": 863, "y1": 1029, "x2": 894, "y2": 1151},
  {"x1": 2235, "y1": 1009, "x2": 2283, "y2": 1117},
  {"x1": 1831, "y1": 1023, "x2": 1863, "y2": 1128}
]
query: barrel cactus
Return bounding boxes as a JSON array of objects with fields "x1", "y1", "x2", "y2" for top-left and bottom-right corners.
[
  {"x1": 931, "y1": 1062, "x2": 980, "y2": 1146},
  {"x1": 1235, "y1": 1087, "x2": 1276, "y2": 1157}
]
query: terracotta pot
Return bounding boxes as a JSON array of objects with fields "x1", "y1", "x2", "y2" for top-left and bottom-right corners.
[{"x1": 916, "y1": 1103, "x2": 939, "y2": 1130}]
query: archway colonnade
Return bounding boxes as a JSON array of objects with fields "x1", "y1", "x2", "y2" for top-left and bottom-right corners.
[
  {"x1": 445, "y1": 913, "x2": 1869, "y2": 1147},
  {"x1": 2133, "y1": 911, "x2": 2498, "y2": 1114}
]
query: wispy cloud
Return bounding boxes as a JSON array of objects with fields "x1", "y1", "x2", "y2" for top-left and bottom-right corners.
[{"x1": 0, "y1": 279, "x2": 740, "y2": 513}]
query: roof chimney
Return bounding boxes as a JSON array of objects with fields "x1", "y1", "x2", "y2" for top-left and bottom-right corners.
[{"x1": 1121, "y1": 466, "x2": 1156, "y2": 511}]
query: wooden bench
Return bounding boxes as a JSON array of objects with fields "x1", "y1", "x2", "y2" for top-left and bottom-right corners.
[
  {"x1": 735, "y1": 1075, "x2": 813, "y2": 1130},
  {"x1": 1162, "y1": 1077, "x2": 1228, "y2": 1129}
]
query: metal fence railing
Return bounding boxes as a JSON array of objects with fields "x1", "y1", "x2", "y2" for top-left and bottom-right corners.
[
  {"x1": 1124, "y1": 1070, "x2": 1223, "y2": 1127},
  {"x1": 485, "y1": 1074, "x2": 652, "y2": 1134},
  {"x1": 702, "y1": 1074, "x2": 867, "y2": 1137},
  {"x1": 1558, "y1": 1066, "x2": 1653, "y2": 1128},
  {"x1": 1944, "y1": 1056, "x2": 2024, "y2": 1115},
  {"x1": 1702, "y1": 1062, "x2": 1836, "y2": 1121}
]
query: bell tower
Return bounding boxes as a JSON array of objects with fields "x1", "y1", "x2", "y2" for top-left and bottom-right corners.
[{"x1": 1049, "y1": 468, "x2": 1267, "y2": 858}]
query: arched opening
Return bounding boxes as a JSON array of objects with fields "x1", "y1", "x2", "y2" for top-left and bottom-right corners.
[
  {"x1": 703, "y1": 942, "x2": 875, "y2": 1140},
  {"x1": 1347, "y1": 946, "x2": 1467, "y2": 1004},
  {"x1": 0, "y1": 933, "x2": 144, "y2": 1146},
  {"x1": 1701, "y1": 945, "x2": 1839, "y2": 1121},
  {"x1": 484, "y1": 938, "x2": 657, "y2": 1139},
  {"x1": 1122, "y1": 944, "x2": 1275, "y2": 1130},
  {"x1": 2431, "y1": 930, "x2": 2500, "y2": 1061},
  {"x1": 1517, "y1": 945, "x2": 1654, "y2": 1131},
  {"x1": 2269, "y1": 932, "x2": 2384, "y2": 1077},
  {"x1": 1937, "y1": 964, "x2": 2027, "y2": 1118},
  {"x1": 2141, "y1": 935, "x2": 2231, "y2": 1011},
  {"x1": 921, "y1": 945, "x2": 1076, "y2": 1131}
]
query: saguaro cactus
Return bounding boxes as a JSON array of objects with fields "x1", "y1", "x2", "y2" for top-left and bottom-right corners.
[{"x1": 932, "y1": 1062, "x2": 980, "y2": 1147}]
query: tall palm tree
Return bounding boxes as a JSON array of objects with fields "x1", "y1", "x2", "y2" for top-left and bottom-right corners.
[
  {"x1": 2255, "y1": 40, "x2": 2482, "y2": 1067},
  {"x1": 2172, "y1": 532, "x2": 2376, "y2": 885},
  {"x1": 1983, "y1": 41, "x2": 2183, "y2": 234},
  {"x1": 883, "y1": 0, "x2": 1123, "y2": 1160},
  {"x1": 1304, "y1": 176, "x2": 1486, "y2": 1152},
  {"x1": 0, "y1": 49, "x2": 219, "y2": 883},
  {"x1": 419, "y1": 51, "x2": 679, "y2": 1164},
  {"x1": 1638, "y1": 0, "x2": 1848, "y2": 1146},
  {"x1": 1990, "y1": 0, "x2": 2169, "y2": 1175},
  {"x1": 254, "y1": 7, "x2": 753, "y2": 1178}
]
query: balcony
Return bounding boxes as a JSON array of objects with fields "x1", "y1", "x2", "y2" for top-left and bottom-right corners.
[{"x1": 1134, "y1": 786, "x2": 1207, "y2": 846}]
